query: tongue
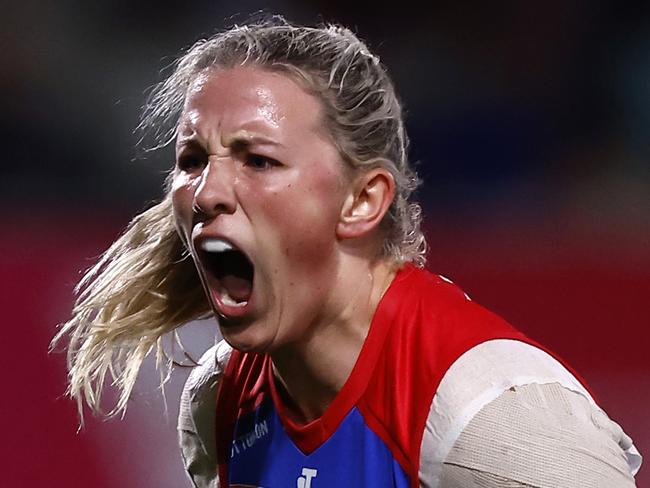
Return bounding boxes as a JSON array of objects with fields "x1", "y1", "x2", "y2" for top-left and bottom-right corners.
[{"x1": 221, "y1": 274, "x2": 253, "y2": 302}]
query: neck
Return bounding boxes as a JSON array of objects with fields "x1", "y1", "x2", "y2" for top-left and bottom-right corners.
[{"x1": 270, "y1": 256, "x2": 398, "y2": 423}]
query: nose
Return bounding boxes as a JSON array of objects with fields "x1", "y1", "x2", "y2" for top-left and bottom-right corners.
[{"x1": 192, "y1": 157, "x2": 237, "y2": 218}]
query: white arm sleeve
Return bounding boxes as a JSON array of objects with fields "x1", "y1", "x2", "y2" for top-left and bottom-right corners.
[
  {"x1": 178, "y1": 341, "x2": 232, "y2": 488},
  {"x1": 440, "y1": 382, "x2": 638, "y2": 487},
  {"x1": 419, "y1": 339, "x2": 642, "y2": 488}
]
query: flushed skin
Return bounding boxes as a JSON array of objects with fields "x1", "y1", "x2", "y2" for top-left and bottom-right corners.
[
  {"x1": 52, "y1": 21, "x2": 423, "y2": 421},
  {"x1": 172, "y1": 66, "x2": 397, "y2": 422}
]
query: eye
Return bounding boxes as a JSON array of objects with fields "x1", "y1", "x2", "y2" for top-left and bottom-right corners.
[
  {"x1": 245, "y1": 153, "x2": 280, "y2": 171},
  {"x1": 176, "y1": 153, "x2": 205, "y2": 172}
]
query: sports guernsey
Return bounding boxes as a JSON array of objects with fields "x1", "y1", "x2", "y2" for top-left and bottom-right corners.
[
  {"x1": 179, "y1": 265, "x2": 642, "y2": 487},
  {"x1": 210, "y1": 265, "x2": 576, "y2": 487}
]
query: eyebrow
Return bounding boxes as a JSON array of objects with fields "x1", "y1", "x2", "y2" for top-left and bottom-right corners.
[
  {"x1": 175, "y1": 138, "x2": 203, "y2": 151},
  {"x1": 175, "y1": 133, "x2": 284, "y2": 151},
  {"x1": 229, "y1": 134, "x2": 284, "y2": 148}
]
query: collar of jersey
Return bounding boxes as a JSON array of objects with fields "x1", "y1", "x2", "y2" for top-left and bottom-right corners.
[{"x1": 264, "y1": 264, "x2": 417, "y2": 455}]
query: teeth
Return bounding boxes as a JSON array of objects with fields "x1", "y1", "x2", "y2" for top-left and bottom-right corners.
[
  {"x1": 200, "y1": 238, "x2": 234, "y2": 253},
  {"x1": 219, "y1": 290, "x2": 247, "y2": 308}
]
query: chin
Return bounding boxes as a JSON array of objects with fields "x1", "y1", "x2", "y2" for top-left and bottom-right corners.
[{"x1": 219, "y1": 318, "x2": 276, "y2": 354}]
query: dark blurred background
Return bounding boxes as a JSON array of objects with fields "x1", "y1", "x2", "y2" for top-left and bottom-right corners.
[{"x1": 2, "y1": 1, "x2": 648, "y2": 486}]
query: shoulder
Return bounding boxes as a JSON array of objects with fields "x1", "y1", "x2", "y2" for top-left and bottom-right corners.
[
  {"x1": 387, "y1": 267, "x2": 527, "y2": 346},
  {"x1": 178, "y1": 340, "x2": 233, "y2": 488},
  {"x1": 181, "y1": 340, "x2": 233, "y2": 410},
  {"x1": 419, "y1": 339, "x2": 642, "y2": 487}
]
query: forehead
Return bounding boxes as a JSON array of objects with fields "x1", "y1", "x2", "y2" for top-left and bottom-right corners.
[{"x1": 177, "y1": 66, "x2": 326, "y2": 143}]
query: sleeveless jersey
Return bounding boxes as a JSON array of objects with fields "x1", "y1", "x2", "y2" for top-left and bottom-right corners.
[{"x1": 213, "y1": 265, "x2": 589, "y2": 487}]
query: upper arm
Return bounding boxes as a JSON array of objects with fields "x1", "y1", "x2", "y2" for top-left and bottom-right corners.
[
  {"x1": 178, "y1": 340, "x2": 232, "y2": 488},
  {"x1": 419, "y1": 339, "x2": 641, "y2": 488},
  {"x1": 440, "y1": 382, "x2": 638, "y2": 487}
]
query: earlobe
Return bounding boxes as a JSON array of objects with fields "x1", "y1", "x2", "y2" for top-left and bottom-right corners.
[{"x1": 336, "y1": 168, "x2": 396, "y2": 240}]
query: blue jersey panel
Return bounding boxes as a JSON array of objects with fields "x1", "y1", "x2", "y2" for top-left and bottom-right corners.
[{"x1": 228, "y1": 400, "x2": 410, "y2": 487}]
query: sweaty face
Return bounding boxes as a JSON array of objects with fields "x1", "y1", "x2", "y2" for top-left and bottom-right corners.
[{"x1": 171, "y1": 67, "x2": 352, "y2": 352}]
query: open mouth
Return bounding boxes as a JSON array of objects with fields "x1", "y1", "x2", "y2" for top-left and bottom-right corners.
[{"x1": 198, "y1": 238, "x2": 254, "y2": 309}]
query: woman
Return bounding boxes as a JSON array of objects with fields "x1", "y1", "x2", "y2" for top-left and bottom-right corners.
[{"x1": 55, "y1": 18, "x2": 641, "y2": 487}]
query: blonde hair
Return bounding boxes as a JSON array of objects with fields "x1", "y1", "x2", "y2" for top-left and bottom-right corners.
[
  {"x1": 52, "y1": 196, "x2": 209, "y2": 418},
  {"x1": 53, "y1": 17, "x2": 427, "y2": 418}
]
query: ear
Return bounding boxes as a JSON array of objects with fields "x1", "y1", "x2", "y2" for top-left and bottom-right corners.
[{"x1": 336, "y1": 167, "x2": 396, "y2": 240}]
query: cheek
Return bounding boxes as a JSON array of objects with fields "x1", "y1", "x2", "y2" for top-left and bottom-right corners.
[
  {"x1": 262, "y1": 173, "x2": 345, "y2": 258},
  {"x1": 275, "y1": 188, "x2": 338, "y2": 228},
  {"x1": 299, "y1": 168, "x2": 347, "y2": 221}
]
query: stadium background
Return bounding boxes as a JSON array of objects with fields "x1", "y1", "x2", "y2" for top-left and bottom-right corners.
[{"x1": 2, "y1": 1, "x2": 648, "y2": 486}]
